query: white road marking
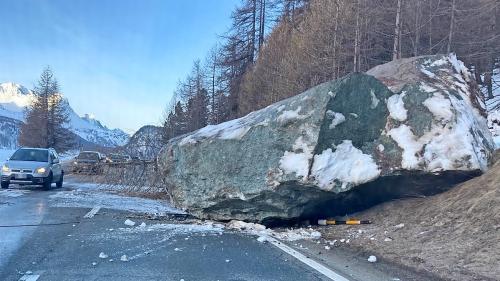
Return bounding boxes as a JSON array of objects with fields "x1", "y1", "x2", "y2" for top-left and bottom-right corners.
[
  {"x1": 83, "y1": 206, "x2": 101, "y2": 218},
  {"x1": 267, "y1": 237, "x2": 350, "y2": 281},
  {"x1": 19, "y1": 274, "x2": 40, "y2": 281}
]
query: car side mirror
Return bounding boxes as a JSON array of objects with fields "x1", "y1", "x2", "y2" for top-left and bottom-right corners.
[{"x1": 53, "y1": 158, "x2": 60, "y2": 164}]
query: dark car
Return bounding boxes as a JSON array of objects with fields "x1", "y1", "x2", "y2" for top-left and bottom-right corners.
[{"x1": 72, "y1": 151, "x2": 106, "y2": 174}]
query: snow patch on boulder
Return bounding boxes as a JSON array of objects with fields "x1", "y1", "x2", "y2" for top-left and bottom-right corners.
[
  {"x1": 279, "y1": 136, "x2": 314, "y2": 179},
  {"x1": 277, "y1": 106, "x2": 308, "y2": 123},
  {"x1": 423, "y1": 93, "x2": 453, "y2": 122},
  {"x1": 326, "y1": 111, "x2": 346, "y2": 129},
  {"x1": 387, "y1": 93, "x2": 407, "y2": 121},
  {"x1": 311, "y1": 140, "x2": 380, "y2": 190}
]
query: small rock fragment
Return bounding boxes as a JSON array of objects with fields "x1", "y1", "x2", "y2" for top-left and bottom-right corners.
[
  {"x1": 394, "y1": 223, "x2": 405, "y2": 229},
  {"x1": 124, "y1": 219, "x2": 135, "y2": 226},
  {"x1": 257, "y1": 236, "x2": 267, "y2": 243}
]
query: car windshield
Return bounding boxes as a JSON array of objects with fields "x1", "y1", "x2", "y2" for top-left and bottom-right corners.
[
  {"x1": 10, "y1": 149, "x2": 48, "y2": 162},
  {"x1": 77, "y1": 152, "x2": 99, "y2": 160}
]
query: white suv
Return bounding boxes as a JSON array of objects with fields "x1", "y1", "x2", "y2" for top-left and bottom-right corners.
[{"x1": 1, "y1": 148, "x2": 64, "y2": 190}]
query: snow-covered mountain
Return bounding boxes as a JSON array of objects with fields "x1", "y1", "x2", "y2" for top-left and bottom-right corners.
[{"x1": 0, "y1": 82, "x2": 129, "y2": 149}]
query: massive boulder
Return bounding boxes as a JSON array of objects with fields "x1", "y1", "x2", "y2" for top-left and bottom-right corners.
[{"x1": 158, "y1": 54, "x2": 495, "y2": 223}]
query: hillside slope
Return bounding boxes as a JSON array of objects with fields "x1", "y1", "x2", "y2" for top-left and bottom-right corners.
[
  {"x1": 122, "y1": 125, "x2": 162, "y2": 159},
  {"x1": 319, "y1": 151, "x2": 500, "y2": 281}
]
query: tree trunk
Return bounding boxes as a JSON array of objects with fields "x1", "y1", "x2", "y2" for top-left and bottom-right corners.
[
  {"x1": 251, "y1": 0, "x2": 257, "y2": 61},
  {"x1": 354, "y1": 0, "x2": 361, "y2": 72},
  {"x1": 414, "y1": 0, "x2": 421, "y2": 56},
  {"x1": 428, "y1": 0, "x2": 433, "y2": 54},
  {"x1": 258, "y1": 0, "x2": 266, "y2": 52},
  {"x1": 332, "y1": 0, "x2": 339, "y2": 79},
  {"x1": 393, "y1": 0, "x2": 402, "y2": 60},
  {"x1": 447, "y1": 0, "x2": 456, "y2": 54}
]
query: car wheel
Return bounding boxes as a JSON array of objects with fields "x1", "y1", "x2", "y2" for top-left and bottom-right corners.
[
  {"x1": 43, "y1": 173, "x2": 53, "y2": 190},
  {"x1": 56, "y1": 173, "x2": 64, "y2": 188},
  {"x1": 1, "y1": 181, "x2": 9, "y2": 189}
]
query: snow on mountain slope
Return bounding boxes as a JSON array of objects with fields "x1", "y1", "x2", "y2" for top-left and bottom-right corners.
[
  {"x1": 0, "y1": 82, "x2": 129, "y2": 148},
  {"x1": 0, "y1": 82, "x2": 34, "y2": 121}
]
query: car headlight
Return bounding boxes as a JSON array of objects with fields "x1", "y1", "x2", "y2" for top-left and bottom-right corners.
[
  {"x1": 36, "y1": 167, "x2": 46, "y2": 174},
  {"x1": 2, "y1": 165, "x2": 9, "y2": 173}
]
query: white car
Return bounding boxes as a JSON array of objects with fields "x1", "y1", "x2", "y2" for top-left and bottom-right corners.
[{"x1": 1, "y1": 147, "x2": 64, "y2": 190}]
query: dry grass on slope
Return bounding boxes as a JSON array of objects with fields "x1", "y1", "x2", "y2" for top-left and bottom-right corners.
[{"x1": 319, "y1": 151, "x2": 500, "y2": 281}]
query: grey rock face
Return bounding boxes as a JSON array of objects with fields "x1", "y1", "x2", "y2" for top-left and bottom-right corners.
[{"x1": 158, "y1": 55, "x2": 495, "y2": 223}]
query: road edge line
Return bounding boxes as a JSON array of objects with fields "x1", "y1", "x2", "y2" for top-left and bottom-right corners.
[
  {"x1": 83, "y1": 206, "x2": 101, "y2": 218},
  {"x1": 19, "y1": 274, "x2": 40, "y2": 281},
  {"x1": 267, "y1": 237, "x2": 351, "y2": 281}
]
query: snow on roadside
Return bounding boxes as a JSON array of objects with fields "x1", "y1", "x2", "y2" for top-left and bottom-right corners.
[
  {"x1": 0, "y1": 189, "x2": 31, "y2": 198},
  {"x1": 49, "y1": 189, "x2": 183, "y2": 215},
  {"x1": 119, "y1": 221, "x2": 225, "y2": 234}
]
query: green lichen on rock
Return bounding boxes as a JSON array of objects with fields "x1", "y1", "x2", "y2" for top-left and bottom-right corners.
[{"x1": 315, "y1": 73, "x2": 392, "y2": 154}]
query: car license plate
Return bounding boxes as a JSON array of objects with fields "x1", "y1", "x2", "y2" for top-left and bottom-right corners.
[{"x1": 16, "y1": 173, "x2": 27, "y2": 179}]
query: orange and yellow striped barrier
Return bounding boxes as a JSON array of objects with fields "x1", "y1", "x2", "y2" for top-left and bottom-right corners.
[{"x1": 318, "y1": 219, "x2": 371, "y2": 225}]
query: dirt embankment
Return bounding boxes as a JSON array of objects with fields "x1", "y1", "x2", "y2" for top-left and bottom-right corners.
[{"x1": 318, "y1": 151, "x2": 500, "y2": 281}]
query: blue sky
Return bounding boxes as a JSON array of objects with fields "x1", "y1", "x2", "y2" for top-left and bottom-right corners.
[{"x1": 0, "y1": 0, "x2": 238, "y2": 133}]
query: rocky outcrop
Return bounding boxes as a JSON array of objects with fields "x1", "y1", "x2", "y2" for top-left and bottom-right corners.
[{"x1": 158, "y1": 54, "x2": 495, "y2": 223}]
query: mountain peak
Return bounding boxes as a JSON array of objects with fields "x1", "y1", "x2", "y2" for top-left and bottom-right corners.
[
  {"x1": 0, "y1": 81, "x2": 129, "y2": 148},
  {"x1": 0, "y1": 82, "x2": 31, "y2": 96}
]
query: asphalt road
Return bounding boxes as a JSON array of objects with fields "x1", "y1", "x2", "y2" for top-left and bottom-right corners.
[{"x1": 0, "y1": 181, "x2": 437, "y2": 281}]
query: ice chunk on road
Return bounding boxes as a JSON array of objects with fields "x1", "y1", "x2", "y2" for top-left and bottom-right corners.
[
  {"x1": 124, "y1": 219, "x2": 135, "y2": 226},
  {"x1": 257, "y1": 236, "x2": 267, "y2": 243},
  {"x1": 120, "y1": 255, "x2": 128, "y2": 262},
  {"x1": 99, "y1": 252, "x2": 108, "y2": 259},
  {"x1": 368, "y1": 255, "x2": 377, "y2": 263}
]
